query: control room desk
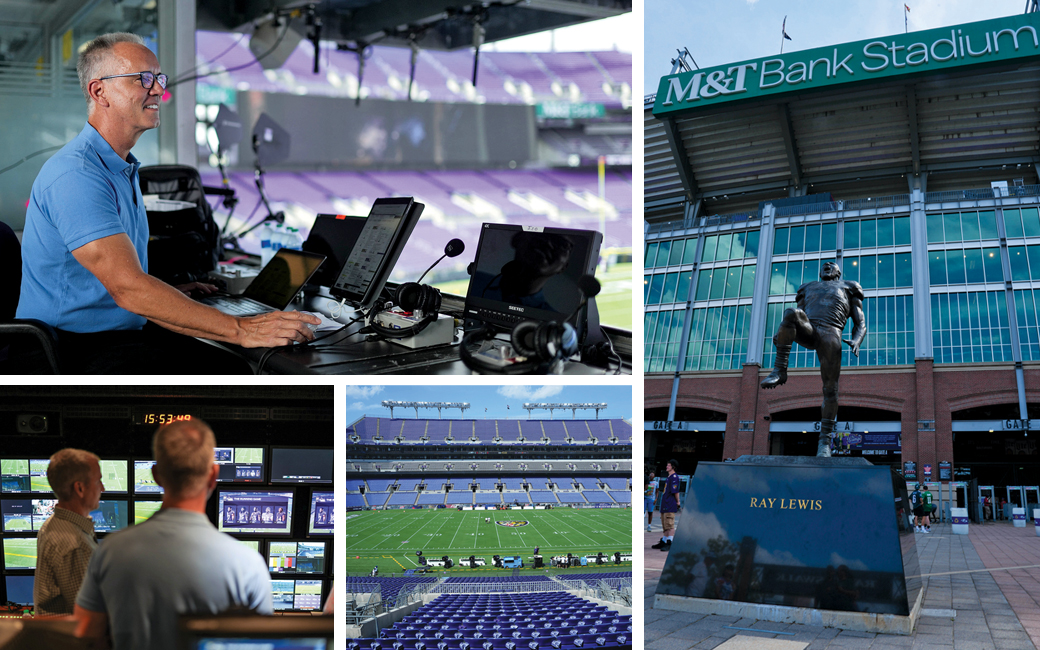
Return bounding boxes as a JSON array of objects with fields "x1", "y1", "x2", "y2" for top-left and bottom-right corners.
[{"x1": 213, "y1": 294, "x2": 630, "y2": 375}]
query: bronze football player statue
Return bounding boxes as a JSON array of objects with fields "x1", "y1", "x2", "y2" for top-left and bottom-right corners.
[{"x1": 761, "y1": 261, "x2": 867, "y2": 457}]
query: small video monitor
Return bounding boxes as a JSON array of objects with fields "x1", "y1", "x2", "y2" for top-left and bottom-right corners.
[
  {"x1": 1, "y1": 459, "x2": 30, "y2": 493},
  {"x1": 1, "y1": 499, "x2": 56, "y2": 532},
  {"x1": 100, "y1": 460, "x2": 129, "y2": 493},
  {"x1": 217, "y1": 490, "x2": 294, "y2": 536},
  {"x1": 330, "y1": 197, "x2": 425, "y2": 312},
  {"x1": 239, "y1": 539, "x2": 262, "y2": 556},
  {"x1": 2, "y1": 537, "x2": 37, "y2": 570},
  {"x1": 5, "y1": 575, "x2": 34, "y2": 606},
  {"x1": 268, "y1": 540, "x2": 326, "y2": 574},
  {"x1": 308, "y1": 491, "x2": 334, "y2": 536},
  {"x1": 270, "y1": 448, "x2": 333, "y2": 484},
  {"x1": 271, "y1": 578, "x2": 324, "y2": 611},
  {"x1": 133, "y1": 500, "x2": 162, "y2": 525},
  {"x1": 134, "y1": 460, "x2": 164, "y2": 494},
  {"x1": 304, "y1": 214, "x2": 366, "y2": 288},
  {"x1": 214, "y1": 447, "x2": 265, "y2": 483},
  {"x1": 90, "y1": 500, "x2": 129, "y2": 533},
  {"x1": 464, "y1": 223, "x2": 603, "y2": 332},
  {"x1": 28, "y1": 459, "x2": 50, "y2": 493}
]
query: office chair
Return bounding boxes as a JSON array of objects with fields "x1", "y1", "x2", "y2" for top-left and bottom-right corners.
[{"x1": 0, "y1": 221, "x2": 61, "y2": 374}]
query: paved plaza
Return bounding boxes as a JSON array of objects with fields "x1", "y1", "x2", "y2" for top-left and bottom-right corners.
[{"x1": 644, "y1": 517, "x2": 1040, "y2": 650}]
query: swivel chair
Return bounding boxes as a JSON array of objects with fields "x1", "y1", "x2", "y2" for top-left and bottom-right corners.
[{"x1": 0, "y1": 221, "x2": 60, "y2": 373}]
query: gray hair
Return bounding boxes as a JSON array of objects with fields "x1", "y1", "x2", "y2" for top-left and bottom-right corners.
[
  {"x1": 48, "y1": 448, "x2": 100, "y2": 502},
  {"x1": 77, "y1": 32, "x2": 146, "y2": 109},
  {"x1": 153, "y1": 419, "x2": 216, "y2": 497}
]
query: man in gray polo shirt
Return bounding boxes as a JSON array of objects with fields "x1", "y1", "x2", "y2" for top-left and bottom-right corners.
[
  {"x1": 35, "y1": 449, "x2": 104, "y2": 616},
  {"x1": 74, "y1": 419, "x2": 272, "y2": 649}
]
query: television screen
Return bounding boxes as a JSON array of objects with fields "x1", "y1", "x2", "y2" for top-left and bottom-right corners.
[
  {"x1": 2, "y1": 537, "x2": 37, "y2": 570},
  {"x1": 270, "y1": 448, "x2": 332, "y2": 484},
  {"x1": 28, "y1": 459, "x2": 50, "y2": 492},
  {"x1": 239, "y1": 540, "x2": 261, "y2": 556},
  {"x1": 268, "y1": 541, "x2": 325, "y2": 575},
  {"x1": 5, "y1": 575, "x2": 34, "y2": 606},
  {"x1": 270, "y1": 578, "x2": 323, "y2": 611},
  {"x1": 214, "y1": 447, "x2": 265, "y2": 483},
  {"x1": 1, "y1": 460, "x2": 30, "y2": 493},
  {"x1": 133, "y1": 500, "x2": 162, "y2": 525},
  {"x1": 217, "y1": 490, "x2": 294, "y2": 536},
  {"x1": 90, "y1": 500, "x2": 129, "y2": 533},
  {"x1": 308, "y1": 492, "x2": 334, "y2": 536},
  {"x1": 134, "y1": 460, "x2": 163, "y2": 494},
  {"x1": 1, "y1": 499, "x2": 56, "y2": 532},
  {"x1": 99, "y1": 460, "x2": 129, "y2": 493}
]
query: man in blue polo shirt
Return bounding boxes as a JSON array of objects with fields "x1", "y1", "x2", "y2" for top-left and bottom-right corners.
[
  {"x1": 652, "y1": 459, "x2": 681, "y2": 552},
  {"x1": 17, "y1": 32, "x2": 318, "y2": 373}
]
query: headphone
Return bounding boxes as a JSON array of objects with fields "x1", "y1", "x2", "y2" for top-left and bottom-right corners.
[{"x1": 367, "y1": 282, "x2": 442, "y2": 339}]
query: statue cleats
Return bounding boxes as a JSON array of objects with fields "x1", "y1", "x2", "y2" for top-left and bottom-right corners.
[{"x1": 760, "y1": 369, "x2": 787, "y2": 389}]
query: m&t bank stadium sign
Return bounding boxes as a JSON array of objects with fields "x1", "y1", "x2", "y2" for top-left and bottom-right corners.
[{"x1": 653, "y1": 13, "x2": 1040, "y2": 116}]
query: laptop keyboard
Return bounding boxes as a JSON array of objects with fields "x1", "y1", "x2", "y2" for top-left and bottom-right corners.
[{"x1": 207, "y1": 296, "x2": 264, "y2": 316}]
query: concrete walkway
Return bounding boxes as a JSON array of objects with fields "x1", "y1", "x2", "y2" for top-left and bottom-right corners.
[{"x1": 644, "y1": 519, "x2": 1040, "y2": 650}]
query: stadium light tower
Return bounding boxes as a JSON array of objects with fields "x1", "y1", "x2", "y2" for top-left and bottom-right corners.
[
  {"x1": 382, "y1": 400, "x2": 470, "y2": 418},
  {"x1": 523, "y1": 402, "x2": 608, "y2": 419}
]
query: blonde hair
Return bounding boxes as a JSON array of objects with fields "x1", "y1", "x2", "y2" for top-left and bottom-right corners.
[
  {"x1": 152, "y1": 419, "x2": 216, "y2": 496},
  {"x1": 48, "y1": 448, "x2": 100, "y2": 502},
  {"x1": 77, "y1": 32, "x2": 146, "y2": 110}
]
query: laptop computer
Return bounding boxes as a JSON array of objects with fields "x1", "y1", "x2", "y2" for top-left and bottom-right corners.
[{"x1": 200, "y1": 248, "x2": 326, "y2": 316}]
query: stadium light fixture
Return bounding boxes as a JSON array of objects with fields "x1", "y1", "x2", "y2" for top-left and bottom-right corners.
[
  {"x1": 382, "y1": 400, "x2": 471, "y2": 419},
  {"x1": 523, "y1": 402, "x2": 609, "y2": 419}
]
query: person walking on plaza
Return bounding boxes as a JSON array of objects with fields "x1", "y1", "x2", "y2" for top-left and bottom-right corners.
[
  {"x1": 910, "y1": 483, "x2": 927, "y2": 533},
  {"x1": 652, "y1": 460, "x2": 681, "y2": 551},
  {"x1": 922, "y1": 484, "x2": 934, "y2": 533},
  {"x1": 644, "y1": 472, "x2": 656, "y2": 532}
]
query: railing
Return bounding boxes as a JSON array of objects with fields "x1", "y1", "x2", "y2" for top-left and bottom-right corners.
[
  {"x1": 344, "y1": 584, "x2": 384, "y2": 623},
  {"x1": 925, "y1": 185, "x2": 1040, "y2": 203},
  {"x1": 395, "y1": 581, "x2": 442, "y2": 606},
  {"x1": 774, "y1": 194, "x2": 911, "y2": 217},
  {"x1": 646, "y1": 211, "x2": 758, "y2": 233},
  {"x1": 430, "y1": 581, "x2": 571, "y2": 594}
]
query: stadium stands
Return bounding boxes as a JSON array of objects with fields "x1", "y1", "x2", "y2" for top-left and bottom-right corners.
[
  {"x1": 542, "y1": 421, "x2": 569, "y2": 443},
  {"x1": 608, "y1": 492, "x2": 630, "y2": 504},
  {"x1": 397, "y1": 479, "x2": 423, "y2": 491},
  {"x1": 560, "y1": 572, "x2": 632, "y2": 583},
  {"x1": 556, "y1": 493, "x2": 587, "y2": 504},
  {"x1": 346, "y1": 418, "x2": 633, "y2": 447},
  {"x1": 528, "y1": 491, "x2": 558, "y2": 504},
  {"x1": 500, "y1": 478, "x2": 527, "y2": 491},
  {"x1": 443, "y1": 576, "x2": 553, "y2": 585},
  {"x1": 599, "y1": 479, "x2": 627, "y2": 491},
  {"x1": 343, "y1": 576, "x2": 438, "y2": 608},
  {"x1": 475, "y1": 493, "x2": 502, "y2": 505},
  {"x1": 387, "y1": 492, "x2": 418, "y2": 506},
  {"x1": 518, "y1": 421, "x2": 544, "y2": 441},
  {"x1": 367, "y1": 479, "x2": 396, "y2": 492},
  {"x1": 417, "y1": 493, "x2": 446, "y2": 505},
  {"x1": 500, "y1": 492, "x2": 530, "y2": 504},
  {"x1": 347, "y1": 479, "x2": 366, "y2": 491},
  {"x1": 346, "y1": 494, "x2": 367, "y2": 509},
  {"x1": 400, "y1": 420, "x2": 428, "y2": 442}
]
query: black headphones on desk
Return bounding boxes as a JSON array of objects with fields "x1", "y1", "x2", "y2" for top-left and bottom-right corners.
[{"x1": 367, "y1": 282, "x2": 443, "y2": 339}]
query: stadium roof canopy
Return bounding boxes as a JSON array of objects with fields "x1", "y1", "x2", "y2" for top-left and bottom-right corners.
[
  {"x1": 199, "y1": 0, "x2": 632, "y2": 51},
  {"x1": 644, "y1": 12, "x2": 1040, "y2": 222}
]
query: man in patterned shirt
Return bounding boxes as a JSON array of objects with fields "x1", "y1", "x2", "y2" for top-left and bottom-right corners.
[{"x1": 35, "y1": 449, "x2": 104, "y2": 616}]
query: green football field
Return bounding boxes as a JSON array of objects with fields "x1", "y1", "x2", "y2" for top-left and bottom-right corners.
[
  {"x1": 133, "y1": 501, "x2": 162, "y2": 524},
  {"x1": 3, "y1": 538, "x2": 37, "y2": 569},
  {"x1": 2, "y1": 515, "x2": 32, "y2": 532},
  {"x1": 296, "y1": 581, "x2": 322, "y2": 595},
  {"x1": 29, "y1": 460, "x2": 49, "y2": 492},
  {"x1": 343, "y1": 508, "x2": 632, "y2": 575},
  {"x1": 236, "y1": 448, "x2": 265, "y2": 464},
  {"x1": 134, "y1": 462, "x2": 161, "y2": 493},
  {"x1": 1, "y1": 460, "x2": 28, "y2": 476},
  {"x1": 100, "y1": 460, "x2": 128, "y2": 492}
]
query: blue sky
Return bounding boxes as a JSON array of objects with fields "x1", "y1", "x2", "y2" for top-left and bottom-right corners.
[
  {"x1": 344, "y1": 385, "x2": 632, "y2": 421},
  {"x1": 645, "y1": 0, "x2": 1027, "y2": 94}
]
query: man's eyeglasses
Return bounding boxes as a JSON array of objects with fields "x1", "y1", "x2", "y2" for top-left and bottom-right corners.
[{"x1": 97, "y1": 71, "x2": 168, "y2": 90}]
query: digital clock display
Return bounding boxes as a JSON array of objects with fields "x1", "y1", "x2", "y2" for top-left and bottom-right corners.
[{"x1": 141, "y1": 414, "x2": 193, "y2": 426}]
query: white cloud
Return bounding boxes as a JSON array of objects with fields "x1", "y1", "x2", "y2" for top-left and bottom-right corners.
[
  {"x1": 754, "y1": 547, "x2": 805, "y2": 566},
  {"x1": 829, "y1": 552, "x2": 869, "y2": 572},
  {"x1": 344, "y1": 386, "x2": 384, "y2": 398},
  {"x1": 496, "y1": 386, "x2": 564, "y2": 400},
  {"x1": 348, "y1": 401, "x2": 366, "y2": 410}
]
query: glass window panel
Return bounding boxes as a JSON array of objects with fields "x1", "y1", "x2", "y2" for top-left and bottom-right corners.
[
  {"x1": 861, "y1": 219, "x2": 877, "y2": 248},
  {"x1": 821, "y1": 222, "x2": 837, "y2": 251},
  {"x1": 943, "y1": 213, "x2": 962, "y2": 243},
  {"x1": 929, "y1": 251, "x2": 947, "y2": 285},
  {"x1": 676, "y1": 272, "x2": 692, "y2": 304},
  {"x1": 896, "y1": 253, "x2": 912, "y2": 287},
  {"x1": 695, "y1": 269, "x2": 713, "y2": 301},
  {"x1": 844, "y1": 256, "x2": 860, "y2": 284},
  {"x1": 860, "y1": 255, "x2": 877, "y2": 289},
  {"x1": 876, "y1": 218, "x2": 894, "y2": 247},
  {"x1": 1009, "y1": 246, "x2": 1030, "y2": 281},
  {"x1": 926, "y1": 215, "x2": 944, "y2": 244},
  {"x1": 740, "y1": 265, "x2": 756, "y2": 298},
  {"x1": 731, "y1": 231, "x2": 746, "y2": 260},
  {"x1": 682, "y1": 238, "x2": 699, "y2": 264},
  {"x1": 895, "y1": 216, "x2": 912, "y2": 246},
  {"x1": 877, "y1": 253, "x2": 895, "y2": 288},
  {"x1": 716, "y1": 234, "x2": 733, "y2": 261},
  {"x1": 702, "y1": 235, "x2": 718, "y2": 263},
  {"x1": 770, "y1": 263, "x2": 787, "y2": 295},
  {"x1": 709, "y1": 268, "x2": 726, "y2": 299},
  {"x1": 963, "y1": 248, "x2": 985, "y2": 284},
  {"x1": 1029, "y1": 245, "x2": 1040, "y2": 281},
  {"x1": 648, "y1": 273, "x2": 665, "y2": 304},
  {"x1": 1004, "y1": 209, "x2": 1024, "y2": 239},
  {"x1": 844, "y1": 221, "x2": 860, "y2": 250},
  {"x1": 961, "y1": 212, "x2": 980, "y2": 241},
  {"x1": 668, "y1": 240, "x2": 684, "y2": 266},
  {"x1": 979, "y1": 211, "x2": 998, "y2": 240},
  {"x1": 1024, "y1": 208, "x2": 1040, "y2": 238},
  {"x1": 788, "y1": 226, "x2": 805, "y2": 255},
  {"x1": 656, "y1": 240, "x2": 672, "y2": 267},
  {"x1": 804, "y1": 224, "x2": 821, "y2": 253},
  {"x1": 802, "y1": 259, "x2": 820, "y2": 288},
  {"x1": 644, "y1": 311, "x2": 655, "y2": 344},
  {"x1": 946, "y1": 249, "x2": 966, "y2": 284},
  {"x1": 745, "y1": 230, "x2": 760, "y2": 258},
  {"x1": 983, "y1": 247, "x2": 1002, "y2": 283},
  {"x1": 645, "y1": 242, "x2": 659, "y2": 269},
  {"x1": 661, "y1": 272, "x2": 679, "y2": 304},
  {"x1": 724, "y1": 266, "x2": 741, "y2": 298},
  {"x1": 644, "y1": 275, "x2": 652, "y2": 302},
  {"x1": 773, "y1": 227, "x2": 789, "y2": 255}
]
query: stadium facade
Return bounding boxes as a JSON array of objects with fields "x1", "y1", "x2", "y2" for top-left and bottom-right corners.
[{"x1": 643, "y1": 12, "x2": 1040, "y2": 510}]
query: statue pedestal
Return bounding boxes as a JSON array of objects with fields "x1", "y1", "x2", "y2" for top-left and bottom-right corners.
[{"x1": 654, "y1": 456, "x2": 923, "y2": 634}]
